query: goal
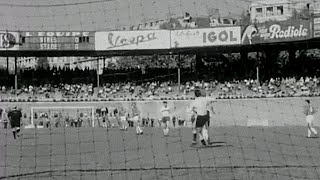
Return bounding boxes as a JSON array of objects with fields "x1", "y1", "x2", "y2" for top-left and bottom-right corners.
[{"x1": 30, "y1": 106, "x2": 95, "y2": 128}]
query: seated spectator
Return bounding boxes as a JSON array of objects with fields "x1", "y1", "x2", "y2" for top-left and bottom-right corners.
[{"x1": 1, "y1": 86, "x2": 6, "y2": 93}]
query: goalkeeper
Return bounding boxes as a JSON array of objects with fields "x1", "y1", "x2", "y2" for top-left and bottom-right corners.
[{"x1": 8, "y1": 106, "x2": 22, "y2": 139}]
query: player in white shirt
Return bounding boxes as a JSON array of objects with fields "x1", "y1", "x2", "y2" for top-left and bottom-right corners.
[
  {"x1": 131, "y1": 102, "x2": 143, "y2": 135},
  {"x1": 119, "y1": 106, "x2": 128, "y2": 131},
  {"x1": 305, "y1": 100, "x2": 318, "y2": 138},
  {"x1": 190, "y1": 87, "x2": 216, "y2": 146},
  {"x1": 160, "y1": 101, "x2": 170, "y2": 136}
]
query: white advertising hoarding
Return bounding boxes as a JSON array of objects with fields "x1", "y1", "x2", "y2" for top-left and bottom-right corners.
[
  {"x1": 171, "y1": 27, "x2": 241, "y2": 48},
  {"x1": 95, "y1": 30, "x2": 170, "y2": 50}
]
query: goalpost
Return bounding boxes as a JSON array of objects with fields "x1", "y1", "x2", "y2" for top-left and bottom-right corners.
[{"x1": 30, "y1": 106, "x2": 95, "y2": 128}]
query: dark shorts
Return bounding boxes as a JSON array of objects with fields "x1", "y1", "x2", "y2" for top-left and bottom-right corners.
[
  {"x1": 195, "y1": 115, "x2": 209, "y2": 128},
  {"x1": 10, "y1": 120, "x2": 21, "y2": 128},
  {"x1": 161, "y1": 116, "x2": 170, "y2": 123}
]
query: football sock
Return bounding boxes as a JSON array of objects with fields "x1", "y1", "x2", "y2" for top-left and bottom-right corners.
[
  {"x1": 136, "y1": 126, "x2": 142, "y2": 134},
  {"x1": 193, "y1": 133, "x2": 197, "y2": 141},
  {"x1": 202, "y1": 128, "x2": 208, "y2": 141},
  {"x1": 13, "y1": 131, "x2": 16, "y2": 139},
  {"x1": 201, "y1": 139, "x2": 207, "y2": 146},
  {"x1": 163, "y1": 128, "x2": 169, "y2": 135}
]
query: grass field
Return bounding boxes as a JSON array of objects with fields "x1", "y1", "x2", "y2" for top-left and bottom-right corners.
[{"x1": 1, "y1": 126, "x2": 320, "y2": 180}]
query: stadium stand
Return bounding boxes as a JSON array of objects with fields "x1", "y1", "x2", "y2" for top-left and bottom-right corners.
[{"x1": 1, "y1": 75, "x2": 320, "y2": 101}]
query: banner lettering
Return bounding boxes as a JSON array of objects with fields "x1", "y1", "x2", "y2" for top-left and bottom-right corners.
[
  {"x1": 95, "y1": 30, "x2": 170, "y2": 50},
  {"x1": 241, "y1": 19, "x2": 311, "y2": 45},
  {"x1": 170, "y1": 27, "x2": 241, "y2": 48}
]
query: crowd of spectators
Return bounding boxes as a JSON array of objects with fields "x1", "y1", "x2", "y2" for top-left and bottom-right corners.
[
  {"x1": 1, "y1": 55, "x2": 320, "y2": 100},
  {"x1": 1, "y1": 76, "x2": 320, "y2": 101}
]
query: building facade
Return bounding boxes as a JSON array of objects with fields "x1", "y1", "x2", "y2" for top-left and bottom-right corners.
[{"x1": 249, "y1": 0, "x2": 319, "y2": 23}]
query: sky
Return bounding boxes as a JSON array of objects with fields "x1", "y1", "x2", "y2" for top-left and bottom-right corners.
[{"x1": 0, "y1": 0, "x2": 251, "y2": 31}]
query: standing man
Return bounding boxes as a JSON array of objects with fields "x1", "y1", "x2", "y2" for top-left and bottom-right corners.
[
  {"x1": 0, "y1": 108, "x2": 9, "y2": 129},
  {"x1": 101, "y1": 107, "x2": 107, "y2": 128},
  {"x1": 131, "y1": 102, "x2": 143, "y2": 135},
  {"x1": 172, "y1": 117, "x2": 176, "y2": 128},
  {"x1": 305, "y1": 99, "x2": 318, "y2": 138},
  {"x1": 83, "y1": 113, "x2": 91, "y2": 127},
  {"x1": 160, "y1": 101, "x2": 170, "y2": 136},
  {"x1": 8, "y1": 106, "x2": 22, "y2": 139},
  {"x1": 206, "y1": 93, "x2": 216, "y2": 144},
  {"x1": 190, "y1": 87, "x2": 216, "y2": 146},
  {"x1": 65, "y1": 113, "x2": 70, "y2": 127},
  {"x1": 119, "y1": 106, "x2": 128, "y2": 131}
]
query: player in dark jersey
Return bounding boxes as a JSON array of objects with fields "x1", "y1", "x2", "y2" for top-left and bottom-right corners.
[{"x1": 7, "y1": 106, "x2": 22, "y2": 139}]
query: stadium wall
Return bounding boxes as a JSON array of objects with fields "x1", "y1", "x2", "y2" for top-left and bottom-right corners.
[{"x1": 0, "y1": 97, "x2": 318, "y2": 127}]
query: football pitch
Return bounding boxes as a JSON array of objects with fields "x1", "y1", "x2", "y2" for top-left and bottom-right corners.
[{"x1": 1, "y1": 126, "x2": 320, "y2": 180}]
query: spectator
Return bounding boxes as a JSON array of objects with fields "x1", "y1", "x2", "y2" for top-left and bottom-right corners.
[
  {"x1": 0, "y1": 108, "x2": 9, "y2": 129},
  {"x1": 172, "y1": 116, "x2": 176, "y2": 127}
]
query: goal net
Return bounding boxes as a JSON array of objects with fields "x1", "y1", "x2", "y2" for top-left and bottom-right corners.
[
  {"x1": 1, "y1": 98, "x2": 320, "y2": 180},
  {"x1": 30, "y1": 106, "x2": 95, "y2": 128}
]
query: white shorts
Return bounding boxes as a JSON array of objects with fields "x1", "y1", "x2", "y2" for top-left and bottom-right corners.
[
  {"x1": 120, "y1": 116, "x2": 126, "y2": 122},
  {"x1": 306, "y1": 115, "x2": 314, "y2": 124},
  {"x1": 133, "y1": 116, "x2": 139, "y2": 122}
]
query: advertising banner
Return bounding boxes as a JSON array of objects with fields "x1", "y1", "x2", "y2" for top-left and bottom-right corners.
[
  {"x1": 20, "y1": 31, "x2": 95, "y2": 51},
  {"x1": 0, "y1": 32, "x2": 19, "y2": 50},
  {"x1": 241, "y1": 19, "x2": 311, "y2": 45},
  {"x1": 314, "y1": 17, "x2": 320, "y2": 38},
  {"x1": 95, "y1": 30, "x2": 171, "y2": 50},
  {"x1": 170, "y1": 27, "x2": 241, "y2": 48}
]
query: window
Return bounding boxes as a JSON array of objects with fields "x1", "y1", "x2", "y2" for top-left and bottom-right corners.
[
  {"x1": 266, "y1": 7, "x2": 274, "y2": 16},
  {"x1": 79, "y1": 36, "x2": 89, "y2": 43},
  {"x1": 256, "y1": 8, "x2": 263, "y2": 17},
  {"x1": 276, "y1": 6, "x2": 284, "y2": 15},
  {"x1": 233, "y1": 20, "x2": 238, "y2": 25},
  {"x1": 223, "y1": 18, "x2": 232, "y2": 25},
  {"x1": 20, "y1": 36, "x2": 25, "y2": 43}
]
